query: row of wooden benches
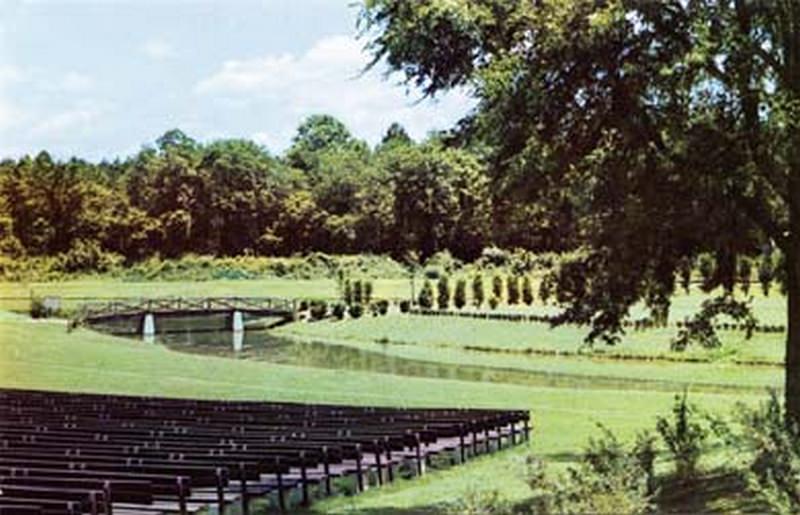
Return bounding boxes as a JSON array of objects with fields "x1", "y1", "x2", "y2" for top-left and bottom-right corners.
[{"x1": 0, "y1": 388, "x2": 530, "y2": 514}]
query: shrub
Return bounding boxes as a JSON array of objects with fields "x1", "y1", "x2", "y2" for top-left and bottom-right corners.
[
  {"x1": 437, "y1": 276, "x2": 450, "y2": 310},
  {"x1": 697, "y1": 253, "x2": 716, "y2": 293},
  {"x1": 343, "y1": 279, "x2": 353, "y2": 305},
  {"x1": 507, "y1": 275, "x2": 520, "y2": 305},
  {"x1": 375, "y1": 299, "x2": 389, "y2": 315},
  {"x1": 309, "y1": 301, "x2": 328, "y2": 321},
  {"x1": 298, "y1": 300, "x2": 309, "y2": 311},
  {"x1": 30, "y1": 296, "x2": 47, "y2": 319},
  {"x1": 759, "y1": 253, "x2": 775, "y2": 296},
  {"x1": 332, "y1": 302, "x2": 346, "y2": 320},
  {"x1": 656, "y1": 391, "x2": 708, "y2": 480},
  {"x1": 727, "y1": 391, "x2": 800, "y2": 513},
  {"x1": 526, "y1": 424, "x2": 654, "y2": 514},
  {"x1": 492, "y1": 275, "x2": 503, "y2": 302},
  {"x1": 353, "y1": 280, "x2": 363, "y2": 304},
  {"x1": 488, "y1": 296, "x2": 499, "y2": 310},
  {"x1": 479, "y1": 246, "x2": 510, "y2": 267},
  {"x1": 364, "y1": 280, "x2": 374, "y2": 304},
  {"x1": 399, "y1": 299, "x2": 410, "y2": 313},
  {"x1": 454, "y1": 279, "x2": 467, "y2": 309},
  {"x1": 738, "y1": 256, "x2": 753, "y2": 295},
  {"x1": 522, "y1": 276, "x2": 534, "y2": 306},
  {"x1": 472, "y1": 274, "x2": 484, "y2": 308},
  {"x1": 425, "y1": 250, "x2": 462, "y2": 274},
  {"x1": 348, "y1": 303, "x2": 364, "y2": 319},
  {"x1": 443, "y1": 485, "x2": 510, "y2": 515},
  {"x1": 418, "y1": 280, "x2": 434, "y2": 309}
]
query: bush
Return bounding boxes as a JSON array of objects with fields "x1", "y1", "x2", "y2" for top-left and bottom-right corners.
[
  {"x1": 443, "y1": 485, "x2": 511, "y2": 515},
  {"x1": 472, "y1": 274, "x2": 484, "y2": 308},
  {"x1": 418, "y1": 280, "x2": 434, "y2": 309},
  {"x1": 454, "y1": 279, "x2": 467, "y2": 309},
  {"x1": 488, "y1": 296, "x2": 499, "y2": 310},
  {"x1": 479, "y1": 246, "x2": 510, "y2": 267},
  {"x1": 656, "y1": 391, "x2": 708, "y2": 480},
  {"x1": 353, "y1": 280, "x2": 364, "y2": 304},
  {"x1": 348, "y1": 303, "x2": 364, "y2": 319},
  {"x1": 526, "y1": 424, "x2": 654, "y2": 514},
  {"x1": 522, "y1": 276, "x2": 534, "y2": 306},
  {"x1": 399, "y1": 299, "x2": 410, "y2": 313},
  {"x1": 332, "y1": 302, "x2": 346, "y2": 320},
  {"x1": 364, "y1": 280, "x2": 374, "y2": 304},
  {"x1": 437, "y1": 276, "x2": 450, "y2": 310},
  {"x1": 343, "y1": 279, "x2": 353, "y2": 304},
  {"x1": 492, "y1": 275, "x2": 503, "y2": 302},
  {"x1": 30, "y1": 296, "x2": 47, "y2": 319},
  {"x1": 507, "y1": 275, "x2": 519, "y2": 305},
  {"x1": 736, "y1": 391, "x2": 800, "y2": 513},
  {"x1": 759, "y1": 252, "x2": 775, "y2": 296},
  {"x1": 309, "y1": 301, "x2": 328, "y2": 321},
  {"x1": 375, "y1": 299, "x2": 389, "y2": 315},
  {"x1": 697, "y1": 253, "x2": 716, "y2": 293}
]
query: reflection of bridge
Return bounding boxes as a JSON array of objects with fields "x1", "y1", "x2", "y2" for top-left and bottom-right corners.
[{"x1": 73, "y1": 296, "x2": 297, "y2": 335}]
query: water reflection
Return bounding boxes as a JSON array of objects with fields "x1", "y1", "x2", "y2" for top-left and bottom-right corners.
[{"x1": 153, "y1": 328, "x2": 751, "y2": 394}]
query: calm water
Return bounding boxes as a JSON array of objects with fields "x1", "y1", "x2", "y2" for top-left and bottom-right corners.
[{"x1": 147, "y1": 325, "x2": 755, "y2": 394}]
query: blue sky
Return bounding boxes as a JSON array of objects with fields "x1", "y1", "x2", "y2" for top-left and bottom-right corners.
[{"x1": 0, "y1": 0, "x2": 473, "y2": 161}]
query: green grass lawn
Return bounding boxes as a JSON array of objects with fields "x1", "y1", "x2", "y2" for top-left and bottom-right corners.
[
  {"x1": 0, "y1": 306, "x2": 776, "y2": 513},
  {"x1": 278, "y1": 314, "x2": 787, "y2": 365}
]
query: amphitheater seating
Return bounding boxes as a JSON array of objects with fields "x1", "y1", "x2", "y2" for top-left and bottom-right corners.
[{"x1": 0, "y1": 388, "x2": 529, "y2": 513}]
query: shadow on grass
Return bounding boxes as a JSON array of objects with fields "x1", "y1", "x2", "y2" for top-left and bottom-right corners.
[{"x1": 654, "y1": 470, "x2": 767, "y2": 514}]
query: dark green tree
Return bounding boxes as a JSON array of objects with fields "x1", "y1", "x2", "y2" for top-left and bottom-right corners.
[
  {"x1": 454, "y1": 278, "x2": 467, "y2": 309},
  {"x1": 418, "y1": 279, "x2": 434, "y2": 309},
  {"x1": 472, "y1": 274, "x2": 484, "y2": 308},
  {"x1": 437, "y1": 275, "x2": 450, "y2": 310},
  {"x1": 522, "y1": 276, "x2": 534, "y2": 306},
  {"x1": 492, "y1": 275, "x2": 503, "y2": 302},
  {"x1": 361, "y1": 0, "x2": 800, "y2": 418},
  {"x1": 507, "y1": 275, "x2": 520, "y2": 305}
]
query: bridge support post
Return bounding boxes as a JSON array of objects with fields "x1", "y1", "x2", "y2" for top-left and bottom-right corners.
[
  {"x1": 231, "y1": 310, "x2": 244, "y2": 332},
  {"x1": 142, "y1": 312, "x2": 155, "y2": 340}
]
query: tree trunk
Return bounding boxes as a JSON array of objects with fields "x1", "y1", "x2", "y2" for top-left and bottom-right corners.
[
  {"x1": 786, "y1": 176, "x2": 800, "y2": 420},
  {"x1": 786, "y1": 248, "x2": 800, "y2": 421}
]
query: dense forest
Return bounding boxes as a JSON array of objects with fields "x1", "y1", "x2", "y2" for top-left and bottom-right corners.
[{"x1": 0, "y1": 114, "x2": 575, "y2": 273}]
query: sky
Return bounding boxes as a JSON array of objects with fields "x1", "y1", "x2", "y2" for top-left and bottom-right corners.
[{"x1": 0, "y1": 0, "x2": 474, "y2": 161}]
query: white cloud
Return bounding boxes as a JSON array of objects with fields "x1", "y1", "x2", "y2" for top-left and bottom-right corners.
[
  {"x1": 142, "y1": 38, "x2": 177, "y2": 60},
  {"x1": 40, "y1": 71, "x2": 94, "y2": 93},
  {"x1": 196, "y1": 35, "x2": 474, "y2": 149},
  {"x1": 0, "y1": 65, "x2": 24, "y2": 87},
  {"x1": 251, "y1": 131, "x2": 271, "y2": 146},
  {"x1": 30, "y1": 107, "x2": 102, "y2": 136}
]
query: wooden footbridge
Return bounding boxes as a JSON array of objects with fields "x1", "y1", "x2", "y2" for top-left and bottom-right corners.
[{"x1": 72, "y1": 296, "x2": 298, "y2": 334}]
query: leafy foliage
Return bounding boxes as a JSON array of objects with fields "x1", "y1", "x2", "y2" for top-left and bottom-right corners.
[
  {"x1": 525, "y1": 424, "x2": 655, "y2": 514},
  {"x1": 656, "y1": 391, "x2": 709, "y2": 480}
]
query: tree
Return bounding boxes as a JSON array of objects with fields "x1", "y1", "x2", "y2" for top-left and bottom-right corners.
[
  {"x1": 454, "y1": 278, "x2": 467, "y2": 309},
  {"x1": 522, "y1": 276, "x2": 534, "y2": 306},
  {"x1": 379, "y1": 122, "x2": 413, "y2": 149},
  {"x1": 492, "y1": 275, "x2": 503, "y2": 302},
  {"x1": 286, "y1": 114, "x2": 369, "y2": 174},
  {"x1": 418, "y1": 279, "x2": 434, "y2": 308},
  {"x1": 361, "y1": 0, "x2": 800, "y2": 418},
  {"x1": 507, "y1": 275, "x2": 520, "y2": 305},
  {"x1": 472, "y1": 274, "x2": 485, "y2": 308},
  {"x1": 437, "y1": 275, "x2": 450, "y2": 310},
  {"x1": 385, "y1": 141, "x2": 491, "y2": 260}
]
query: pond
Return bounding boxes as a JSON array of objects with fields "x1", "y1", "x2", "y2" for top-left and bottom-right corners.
[{"x1": 142, "y1": 322, "x2": 752, "y2": 394}]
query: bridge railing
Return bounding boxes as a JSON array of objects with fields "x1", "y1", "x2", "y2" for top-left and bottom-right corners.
[{"x1": 73, "y1": 296, "x2": 297, "y2": 324}]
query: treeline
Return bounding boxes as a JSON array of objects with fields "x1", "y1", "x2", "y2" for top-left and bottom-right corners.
[{"x1": 0, "y1": 114, "x2": 571, "y2": 273}]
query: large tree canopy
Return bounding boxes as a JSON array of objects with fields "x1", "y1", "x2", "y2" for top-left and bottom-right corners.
[{"x1": 360, "y1": 0, "x2": 800, "y2": 416}]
